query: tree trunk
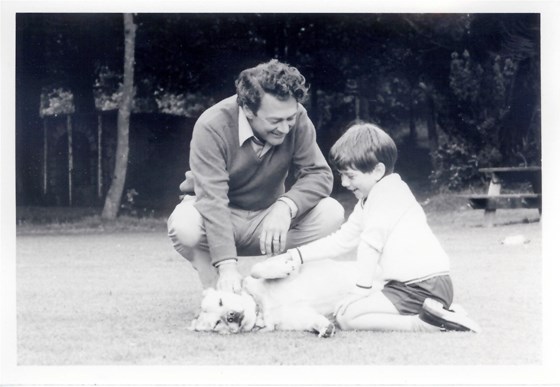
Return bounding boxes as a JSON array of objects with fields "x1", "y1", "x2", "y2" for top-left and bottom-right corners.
[
  {"x1": 360, "y1": 96, "x2": 370, "y2": 122},
  {"x1": 67, "y1": 114, "x2": 73, "y2": 206},
  {"x1": 97, "y1": 113, "x2": 103, "y2": 200},
  {"x1": 408, "y1": 97, "x2": 417, "y2": 146},
  {"x1": 42, "y1": 118, "x2": 48, "y2": 196},
  {"x1": 102, "y1": 13, "x2": 136, "y2": 220},
  {"x1": 425, "y1": 93, "x2": 439, "y2": 169},
  {"x1": 283, "y1": 20, "x2": 289, "y2": 59},
  {"x1": 354, "y1": 95, "x2": 360, "y2": 121}
]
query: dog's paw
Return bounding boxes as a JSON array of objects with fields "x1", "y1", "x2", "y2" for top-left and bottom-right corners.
[
  {"x1": 317, "y1": 323, "x2": 336, "y2": 338},
  {"x1": 251, "y1": 255, "x2": 298, "y2": 279},
  {"x1": 255, "y1": 325, "x2": 275, "y2": 333},
  {"x1": 188, "y1": 317, "x2": 199, "y2": 331}
]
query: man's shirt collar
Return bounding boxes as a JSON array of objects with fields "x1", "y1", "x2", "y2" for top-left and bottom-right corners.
[
  {"x1": 238, "y1": 107, "x2": 254, "y2": 146},
  {"x1": 238, "y1": 107, "x2": 272, "y2": 157}
]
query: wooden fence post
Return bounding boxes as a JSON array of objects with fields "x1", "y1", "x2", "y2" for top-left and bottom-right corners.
[
  {"x1": 67, "y1": 114, "x2": 73, "y2": 206},
  {"x1": 42, "y1": 118, "x2": 48, "y2": 196},
  {"x1": 97, "y1": 113, "x2": 103, "y2": 199}
]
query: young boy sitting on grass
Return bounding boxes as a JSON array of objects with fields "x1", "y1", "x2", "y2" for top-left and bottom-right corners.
[{"x1": 252, "y1": 122, "x2": 480, "y2": 333}]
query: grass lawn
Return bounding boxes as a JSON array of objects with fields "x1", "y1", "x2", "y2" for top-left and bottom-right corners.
[{"x1": 14, "y1": 194, "x2": 544, "y2": 367}]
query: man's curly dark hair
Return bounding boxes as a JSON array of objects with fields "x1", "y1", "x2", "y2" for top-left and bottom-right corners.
[{"x1": 235, "y1": 59, "x2": 309, "y2": 114}]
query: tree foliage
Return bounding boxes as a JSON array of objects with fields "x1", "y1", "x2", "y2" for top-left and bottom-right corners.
[
  {"x1": 19, "y1": 13, "x2": 541, "y2": 202},
  {"x1": 431, "y1": 14, "x2": 540, "y2": 189}
]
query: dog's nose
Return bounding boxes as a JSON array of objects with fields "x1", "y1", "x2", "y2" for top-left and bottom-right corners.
[{"x1": 226, "y1": 310, "x2": 244, "y2": 324}]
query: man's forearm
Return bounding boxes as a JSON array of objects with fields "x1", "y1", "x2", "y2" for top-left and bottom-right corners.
[{"x1": 190, "y1": 124, "x2": 238, "y2": 265}]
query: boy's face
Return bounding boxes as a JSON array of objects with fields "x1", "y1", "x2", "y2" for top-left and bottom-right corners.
[{"x1": 339, "y1": 164, "x2": 385, "y2": 199}]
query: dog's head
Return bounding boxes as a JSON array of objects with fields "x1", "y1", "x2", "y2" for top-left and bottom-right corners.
[{"x1": 189, "y1": 288, "x2": 258, "y2": 334}]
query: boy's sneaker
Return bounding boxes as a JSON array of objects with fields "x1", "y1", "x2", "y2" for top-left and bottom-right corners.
[
  {"x1": 448, "y1": 302, "x2": 467, "y2": 316},
  {"x1": 420, "y1": 298, "x2": 481, "y2": 333}
]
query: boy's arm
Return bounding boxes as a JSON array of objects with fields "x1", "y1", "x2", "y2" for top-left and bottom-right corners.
[
  {"x1": 251, "y1": 204, "x2": 363, "y2": 280},
  {"x1": 292, "y1": 202, "x2": 363, "y2": 262},
  {"x1": 352, "y1": 242, "x2": 381, "y2": 293}
]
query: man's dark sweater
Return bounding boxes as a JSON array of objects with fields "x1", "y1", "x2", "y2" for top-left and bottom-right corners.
[{"x1": 189, "y1": 95, "x2": 333, "y2": 265}]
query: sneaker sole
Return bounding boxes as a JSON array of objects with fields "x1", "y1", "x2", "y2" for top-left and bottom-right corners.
[{"x1": 420, "y1": 299, "x2": 481, "y2": 333}]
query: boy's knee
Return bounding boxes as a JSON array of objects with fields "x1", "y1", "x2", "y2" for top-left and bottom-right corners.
[{"x1": 167, "y1": 199, "x2": 204, "y2": 248}]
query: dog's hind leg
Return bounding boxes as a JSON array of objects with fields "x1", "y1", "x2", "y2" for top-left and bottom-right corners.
[
  {"x1": 316, "y1": 320, "x2": 336, "y2": 338},
  {"x1": 303, "y1": 312, "x2": 336, "y2": 338},
  {"x1": 278, "y1": 307, "x2": 336, "y2": 338}
]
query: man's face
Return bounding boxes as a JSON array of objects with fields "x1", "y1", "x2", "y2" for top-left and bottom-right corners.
[{"x1": 243, "y1": 93, "x2": 298, "y2": 146}]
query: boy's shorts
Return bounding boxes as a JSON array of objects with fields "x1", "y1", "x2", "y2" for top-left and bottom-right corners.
[{"x1": 382, "y1": 274, "x2": 453, "y2": 315}]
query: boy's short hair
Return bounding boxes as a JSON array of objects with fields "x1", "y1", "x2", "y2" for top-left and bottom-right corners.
[
  {"x1": 235, "y1": 59, "x2": 309, "y2": 114},
  {"x1": 329, "y1": 122, "x2": 398, "y2": 174}
]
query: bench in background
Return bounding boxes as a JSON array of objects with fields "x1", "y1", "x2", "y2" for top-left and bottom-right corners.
[{"x1": 460, "y1": 166, "x2": 541, "y2": 226}]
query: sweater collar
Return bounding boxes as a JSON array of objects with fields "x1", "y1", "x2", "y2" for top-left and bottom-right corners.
[{"x1": 361, "y1": 173, "x2": 401, "y2": 207}]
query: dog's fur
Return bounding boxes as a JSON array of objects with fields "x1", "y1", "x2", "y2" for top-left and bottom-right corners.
[{"x1": 189, "y1": 259, "x2": 362, "y2": 337}]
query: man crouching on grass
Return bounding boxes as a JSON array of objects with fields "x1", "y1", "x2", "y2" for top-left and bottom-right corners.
[
  {"x1": 167, "y1": 59, "x2": 344, "y2": 294},
  {"x1": 253, "y1": 122, "x2": 481, "y2": 333}
]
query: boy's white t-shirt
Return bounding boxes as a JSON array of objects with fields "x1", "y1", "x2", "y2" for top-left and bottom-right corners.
[{"x1": 294, "y1": 173, "x2": 450, "y2": 288}]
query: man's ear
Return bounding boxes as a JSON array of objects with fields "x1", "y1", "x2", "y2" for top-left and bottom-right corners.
[
  {"x1": 242, "y1": 104, "x2": 255, "y2": 120},
  {"x1": 374, "y1": 163, "x2": 386, "y2": 181}
]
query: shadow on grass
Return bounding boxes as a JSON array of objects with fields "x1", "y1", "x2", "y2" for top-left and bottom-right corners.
[{"x1": 16, "y1": 206, "x2": 168, "y2": 235}]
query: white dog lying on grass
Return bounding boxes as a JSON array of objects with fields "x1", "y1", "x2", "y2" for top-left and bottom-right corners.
[
  {"x1": 189, "y1": 255, "x2": 480, "y2": 336},
  {"x1": 189, "y1": 258, "x2": 364, "y2": 337}
]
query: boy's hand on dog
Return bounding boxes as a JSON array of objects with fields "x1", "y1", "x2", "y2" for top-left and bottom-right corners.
[
  {"x1": 216, "y1": 262, "x2": 243, "y2": 293},
  {"x1": 260, "y1": 201, "x2": 292, "y2": 256}
]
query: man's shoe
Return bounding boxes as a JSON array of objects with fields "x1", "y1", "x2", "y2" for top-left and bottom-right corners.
[{"x1": 420, "y1": 298, "x2": 481, "y2": 333}]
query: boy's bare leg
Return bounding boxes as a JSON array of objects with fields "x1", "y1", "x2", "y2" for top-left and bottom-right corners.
[{"x1": 336, "y1": 292, "x2": 439, "y2": 332}]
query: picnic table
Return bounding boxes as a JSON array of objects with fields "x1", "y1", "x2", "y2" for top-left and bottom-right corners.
[{"x1": 462, "y1": 166, "x2": 542, "y2": 225}]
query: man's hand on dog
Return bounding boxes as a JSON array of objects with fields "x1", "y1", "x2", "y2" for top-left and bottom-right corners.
[
  {"x1": 251, "y1": 252, "x2": 301, "y2": 279},
  {"x1": 260, "y1": 201, "x2": 292, "y2": 256},
  {"x1": 216, "y1": 261, "x2": 243, "y2": 293}
]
